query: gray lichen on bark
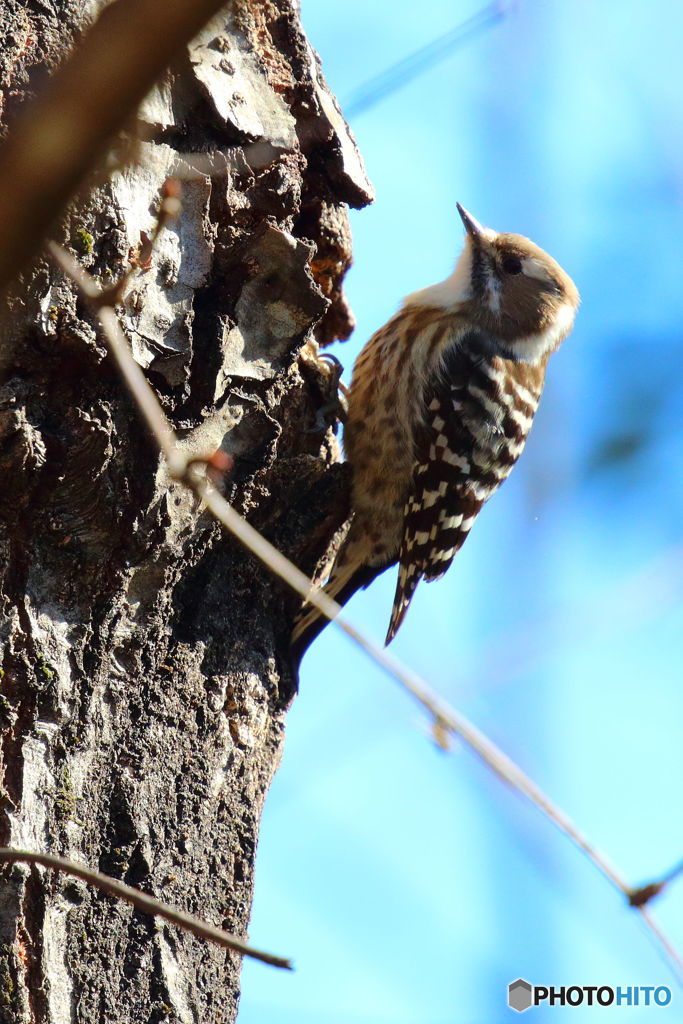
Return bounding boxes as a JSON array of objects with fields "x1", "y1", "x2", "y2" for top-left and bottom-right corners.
[{"x1": 0, "y1": 1, "x2": 372, "y2": 1020}]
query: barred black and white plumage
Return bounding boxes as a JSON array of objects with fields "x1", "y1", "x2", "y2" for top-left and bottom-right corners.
[
  {"x1": 386, "y1": 338, "x2": 543, "y2": 641},
  {"x1": 291, "y1": 204, "x2": 579, "y2": 661}
]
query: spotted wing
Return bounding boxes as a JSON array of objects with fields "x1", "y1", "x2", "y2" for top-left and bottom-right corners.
[{"x1": 385, "y1": 345, "x2": 512, "y2": 645}]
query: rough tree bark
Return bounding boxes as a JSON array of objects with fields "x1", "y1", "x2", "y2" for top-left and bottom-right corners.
[{"x1": 0, "y1": 1, "x2": 372, "y2": 1021}]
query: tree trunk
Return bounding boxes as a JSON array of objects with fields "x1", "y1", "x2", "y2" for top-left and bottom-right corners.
[{"x1": 0, "y1": 2, "x2": 372, "y2": 1021}]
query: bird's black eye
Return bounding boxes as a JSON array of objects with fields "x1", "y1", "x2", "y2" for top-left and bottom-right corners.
[{"x1": 502, "y1": 255, "x2": 523, "y2": 275}]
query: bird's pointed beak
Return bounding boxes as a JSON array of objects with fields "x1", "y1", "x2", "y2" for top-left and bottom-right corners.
[{"x1": 457, "y1": 203, "x2": 486, "y2": 239}]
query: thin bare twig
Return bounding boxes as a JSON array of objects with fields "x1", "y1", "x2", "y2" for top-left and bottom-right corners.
[
  {"x1": 630, "y1": 859, "x2": 683, "y2": 908},
  {"x1": 48, "y1": 242, "x2": 683, "y2": 985},
  {"x1": 0, "y1": 848, "x2": 291, "y2": 969},
  {"x1": 48, "y1": 243, "x2": 182, "y2": 474}
]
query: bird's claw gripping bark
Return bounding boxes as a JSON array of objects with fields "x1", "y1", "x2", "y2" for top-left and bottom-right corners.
[{"x1": 299, "y1": 342, "x2": 348, "y2": 432}]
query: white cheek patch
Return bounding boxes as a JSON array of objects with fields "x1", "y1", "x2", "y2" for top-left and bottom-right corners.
[
  {"x1": 521, "y1": 255, "x2": 554, "y2": 284},
  {"x1": 402, "y1": 221, "x2": 501, "y2": 310},
  {"x1": 511, "y1": 301, "x2": 576, "y2": 364},
  {"x1": 402, "y1": 242, "x2": 473, "y2": 309}
]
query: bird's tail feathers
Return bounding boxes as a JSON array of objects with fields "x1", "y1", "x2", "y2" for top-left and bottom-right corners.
[
  {"x1": 290, "y1": 559, "x2": 383, "y2": 669},
  {"x1": 385, "y1": 562, "x2": 422, "y2": 645}
]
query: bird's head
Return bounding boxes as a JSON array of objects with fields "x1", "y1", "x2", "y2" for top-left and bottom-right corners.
[{"x1": 453, "y1": 203, "x2": 579, "y2": 363}]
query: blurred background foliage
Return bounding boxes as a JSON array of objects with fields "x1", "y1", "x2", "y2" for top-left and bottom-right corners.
[{"x1": 241, "y1": 1, "x2": 683, "y2": 1020}]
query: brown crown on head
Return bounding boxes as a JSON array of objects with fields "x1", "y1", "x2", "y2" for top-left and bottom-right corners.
[{"x1": 456, "y1": 205, "x2": 579, "y2": 342}]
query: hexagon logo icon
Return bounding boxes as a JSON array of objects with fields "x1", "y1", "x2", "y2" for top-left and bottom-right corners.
[{"x1": 508, "y1": 978, "x2": 533, "y2": 1012}]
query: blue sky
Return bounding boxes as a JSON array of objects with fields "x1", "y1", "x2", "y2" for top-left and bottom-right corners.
[{"x1": 240, "y1": 1, "x2": 683, "y2": 1020}]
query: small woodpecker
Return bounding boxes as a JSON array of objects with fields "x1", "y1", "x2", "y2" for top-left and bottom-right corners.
[{"x1": 292, "y1": 204, "x2": 579, "y2": 660}]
